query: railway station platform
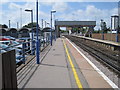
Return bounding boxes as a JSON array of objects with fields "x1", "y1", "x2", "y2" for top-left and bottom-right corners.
[
  {"x1": 72, "y1": 35, "x2": 120, "y2": 52},
  {"x1": 18, "y1": 37, "x2": 118, "y2": 89}
]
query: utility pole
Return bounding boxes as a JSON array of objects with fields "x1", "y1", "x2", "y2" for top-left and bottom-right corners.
[
  {"x1": 20, "y1": 8, "x2": 22, "y2": 28},
  {"x1": 100, "y1": 19, "x2": 104, "y2": 40},
  {"x1": 17, "y1": 22, "x2": 19, "y2": 29},
  {"x1": 9, "y1": 20, "x2": 11, "y2": 28},
  {"x1": 45, "y1": 21, "x2": 47, "y2": 27},
  {"x1": 41, "y1": 19, "x2": 43, "y2": 29}
]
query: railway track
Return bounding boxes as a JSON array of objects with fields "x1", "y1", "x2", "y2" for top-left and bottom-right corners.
[{"x1": 65, "y1": 35, "x2": 120, "y2": 74}]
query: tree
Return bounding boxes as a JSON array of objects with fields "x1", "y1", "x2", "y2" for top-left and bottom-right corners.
[
  {"x1": 0, "y1": 24, "x2": 8, "y2": 28},
  {"x1": 103, "y1": 22, "x2": 107, "y2": 30},
  {"x1": 0, "y1": 24, "x2": 2, "y2": 28},
  {"x1": 71, "y1": 27, "x2": 79, "y2": 33},
  {"x1": 23, "y1": 22, "x2": 39, "y2": 28},
  {"x1": 104, "y1": 27, "x2": 111, "y2": 33},
  {"x1": 101, "y1": 21, "x2": 107, "y2": 33}
]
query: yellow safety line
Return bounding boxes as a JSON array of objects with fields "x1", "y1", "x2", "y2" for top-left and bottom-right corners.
[{"x1": 63, "y1": 40, "x2": 83, "y2": 89}]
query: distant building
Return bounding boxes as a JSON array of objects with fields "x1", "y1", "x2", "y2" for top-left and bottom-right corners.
[
  {"x1": 118, "y1": 1, "x2": 120, "y2": 27},
  {"x1": 111, "y1": 15, "x2": 119, "y2": 33}
]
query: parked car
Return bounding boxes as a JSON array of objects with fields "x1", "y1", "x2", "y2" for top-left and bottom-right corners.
[
  {"x1": 0, "y1": 40, "x2": 22, "y2": 51},
  {"x1": 16, "y1": 54, "x2": 24, "y2": 65},
  {"x1": 0, "y1": 44, "x2": 22, "y2": 54},
  {"x1": 0, "y1": 49, "x2": 6, "y2": 53},
  {"x1": 0, "y1": 45, "x2": 23, "y2": 65},
  {"x1": 17, "y1": 37, "x2": 31, "y2": 43},
  {"x1": 0, "y1": 36, "x2": 10, "y2": 41},
  {"x1": 11, "y1": 41, "x2": 22, "y2": 49},
  {"x1": 4, "y1": 36, "x2": 15, "y2": 40},
  {"x1": 0, "y1": 40, "x2": 12, "y2": 46},
  {"x1": 0, "y1": 44, "x2": 13, "y2": 51},
  {"x1": 41, "y1": 38, "x2": 47, "y2": 43},
  {"x1": 18, "y1": 38, "x2": 31, "y2": 53}
]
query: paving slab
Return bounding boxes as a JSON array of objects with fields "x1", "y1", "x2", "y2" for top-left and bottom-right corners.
[
  {"x1": 21, "y1": 37, "x2": 104, "y2": 88},
  {"x1": 24, "y1": 38, "x2": 72, "y2": 88}
]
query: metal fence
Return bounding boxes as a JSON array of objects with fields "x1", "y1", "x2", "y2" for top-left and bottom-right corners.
[
  {"x1": 0, "y1": 36, "x2": 50, "y2": 67},
  {"x1": 0, "y1": 35, "x2": 51, "y2": 88}
]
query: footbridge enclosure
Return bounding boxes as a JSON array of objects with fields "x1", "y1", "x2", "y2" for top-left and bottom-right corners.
[{"x1": 55, "y1": 21, "x2": 96, "y2": 37}]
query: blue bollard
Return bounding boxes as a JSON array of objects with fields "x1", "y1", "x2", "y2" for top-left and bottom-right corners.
[
  {"x1": 36, "y1": 40, "x2": 40, "y2": 64},
  {"x1": 50, "y1": 34, "x2": 52, "y2": 46},
  {"x1": 116, "y1": 30, "x2": 119, "y2": 42},
  {"x1": 22, "y1": 43, "x2": 25, "y2": 64}
]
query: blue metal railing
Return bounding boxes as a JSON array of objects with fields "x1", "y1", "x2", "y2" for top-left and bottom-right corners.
[{"x1": 16, "y1": 40, "x2": 36, "y2": 65}]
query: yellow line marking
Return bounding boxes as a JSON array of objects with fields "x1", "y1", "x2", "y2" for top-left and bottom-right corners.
[{"x1": 63, "y1": 40, "x2": 83, "y2": 89}]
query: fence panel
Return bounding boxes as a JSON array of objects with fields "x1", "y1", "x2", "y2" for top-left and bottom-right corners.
[
  {"x1": 92, "y1": 33, "x2": 120, "y2": 42},
  {"x1": 2, "y1": 50, "x2": 17, "y2": 89},
  {"x1": 0, "y1": 54, "x2": 2, "y2": 90}
]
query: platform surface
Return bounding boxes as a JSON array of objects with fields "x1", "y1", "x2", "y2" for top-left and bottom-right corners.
[
  {"x1": 73, "y1": 35, "x2": 120, "y2": 46},
  {"x1": 22, "y1": 37, "x2": 113, "y2": 88}
]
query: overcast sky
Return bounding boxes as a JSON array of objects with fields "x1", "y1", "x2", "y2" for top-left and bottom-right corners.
[{"x1": 0, "y1": 0, "x2": 119, "y2": 30}]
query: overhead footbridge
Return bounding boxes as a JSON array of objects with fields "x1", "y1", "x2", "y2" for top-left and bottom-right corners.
[{"x1": 55, "y1": 21, "x2": 96, "y2": 37}]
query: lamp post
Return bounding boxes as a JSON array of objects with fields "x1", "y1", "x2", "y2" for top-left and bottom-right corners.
[
  {"x1": 116, "y1": 16, "x2": 119, "y2": 42},
  {"x1": 20, "y1": 8, "x2": 22, "y2": 28},
  {"x1": 100, "y1": 19, "x2": 104, "y2": 40},
  {"x1": 47, "y1": 22, "x2": 50, "y2": 27},
  {"x1": 9, "y1": 20, "x2": 11, "y2": 28},
  {"x1": 25, "y1": 9, "x2": 34, "y2": 55},
  {"x1": 41, "y1": 19, "x2": 44, "y2": 29},
  {"x1": 17, "y1": 22, "x2": 19, "y2": 29},
  {"x1": 41, "y1": 19, "x2": 45, "y2": 47},
  {"x1": 53, "y1": 14, "x2": 57, "y2": 41},
  {"x1": 50, "y1": 10, "x2": 56, "y2": 46},
  {"x1": 45, "y1": 21, "x2": 47, "y2": 27}
]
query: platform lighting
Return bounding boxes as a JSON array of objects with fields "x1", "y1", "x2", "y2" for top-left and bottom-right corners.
[
  {"x1": 25, "y1": 9, "x2": 34, "y2": 54},
  {"x1": 50, "y1": 10, "x2": 56, "y2": 46}
]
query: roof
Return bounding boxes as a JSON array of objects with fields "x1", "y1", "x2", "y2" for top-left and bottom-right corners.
[
  {"x1": 0, "y1": 28, "x2": 7, "y2": 31},
  {"x1": 111, "y1": 15, "x2": 119, "y2": 17},
  {"x1": 42, "y1": 27, "x2": 54, "y2": 32}
]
